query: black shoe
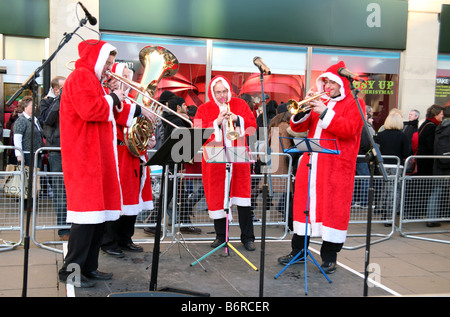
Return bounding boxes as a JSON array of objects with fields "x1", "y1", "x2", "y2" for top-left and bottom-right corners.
[
  {"x1": 84, "y1": 270, "x2": 113, "y2": 280},
  {"x1": 211, "y1": 238, "x2": 225, "y2": 248},
  {"x1": 278, "y1": 252, "x2": 305, "y2": 265},
  {"x1": 180, "y1": 226, "x2": 202, "y2": 234},
  {"x1": 243, "y1": 241, "x2": 256, "y2": 251},
  {"x1": 120, "y1": 243, "x2": 143, "y2": 252},
  {"x1": 103, "y1": 248, "x2": 124, "y2": 258},
  {"x1": 321, "y1": 261, "x2": 337, "y2": 274},
  {"x1": 59, "y1": 270, "x2": 96, "y2": 288},
  {"x1": 426, "y1": 222, "x2": 441, "y2": 228}
]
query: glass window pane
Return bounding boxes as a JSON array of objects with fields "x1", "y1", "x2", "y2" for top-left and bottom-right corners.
[
  {"x1": 312, "y1": 48, "x2": 400, "y2": 131},
  {"x1": 212, "y1": 42, "x2": 307, "y2": 119},
  {"x1": 5, "y1": 36, "x2": 46, "y2": 61},
  {"x1": 102, "y1": 34, "x2": 207, "y2": 107}
]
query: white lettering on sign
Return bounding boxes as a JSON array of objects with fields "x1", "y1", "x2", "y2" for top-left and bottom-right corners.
[{"x1": 367, "y1": 3, "x2": 381, "y2": 28}]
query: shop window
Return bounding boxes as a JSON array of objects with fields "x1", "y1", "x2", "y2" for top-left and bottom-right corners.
[
  {"x1": 312, "y1": 48, "x2": 400, "y2": 131},
  {"x1": 211, "y1": 41, "x2": 307, "y2": 120}
]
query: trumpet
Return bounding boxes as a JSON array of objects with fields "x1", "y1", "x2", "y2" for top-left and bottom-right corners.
[
  {"x1": 286, "y1": 91, "x2": 329, "y2": 115},
  {"x1": 224, "y1": 100, "x2": 239, "y2": 141}
]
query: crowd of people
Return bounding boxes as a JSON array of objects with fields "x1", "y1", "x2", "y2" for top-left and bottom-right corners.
[{"x1": 7, "y1": 39, "x2": 449, "y2": 288}]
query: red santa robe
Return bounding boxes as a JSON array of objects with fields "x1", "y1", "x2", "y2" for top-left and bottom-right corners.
[
  {"x1": 194, "y1": 75, "x2": 257, "y2": 219},
  {"x1": 111, "y1": 63, "x2": 154, "y2": 216},
  {"x1": 60, "y1": 40, "x2": 122, "y2": 224},
  {"x1": 291, "y1": 61, "x2": 363, "y2": 244}
]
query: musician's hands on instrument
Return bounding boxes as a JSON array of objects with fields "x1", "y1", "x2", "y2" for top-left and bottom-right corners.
[
  {"x1": 305, "y1": 89, "x2": 326, "y2": 115},
  {"x1": 113, "y1": 88, "x2": 126, "y2": 102}
]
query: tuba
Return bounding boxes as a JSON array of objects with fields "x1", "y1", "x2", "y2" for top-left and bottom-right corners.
[{"x1": 123, "y1": 46, "x2": 180, "y2": 157}]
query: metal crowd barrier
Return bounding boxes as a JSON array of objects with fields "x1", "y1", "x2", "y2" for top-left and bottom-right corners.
[
  {"x1": 0, "y1": 146, "x2": 26, "y2": 251},
  {"x1": 167, "y1": 152, "x2": 292, "y2": 241},
  {"x1": 309, "y1": 155, "x2": 401, "y2": 250},
  {"x1": 6, "y1": 146, "x2": 449, "y2": 254},
  {"x1": 398, "y1": 155, "x2": 450, "y2": 244}
]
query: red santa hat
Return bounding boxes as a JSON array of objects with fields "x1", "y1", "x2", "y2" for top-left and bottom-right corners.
[
  {"x1": 316, "y1": 61, "x2": 350, "y2": 102},
  {"x1": 209, "y1": 75, "x2": 232, "y2": 106},
  {"x1": 75, "y1": 39, "x2": 116, "y2": 81}
]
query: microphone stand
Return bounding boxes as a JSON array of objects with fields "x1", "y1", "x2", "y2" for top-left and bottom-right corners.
[
  {"x1": 256, "y1": 70, "x2": 273, "y2": 297},
  {"x1": 345, "y1": 78, "x2": 387, "y2": 297},
  {"x1": 6, "y1": 17, "x2": 91, "y2": 298}
]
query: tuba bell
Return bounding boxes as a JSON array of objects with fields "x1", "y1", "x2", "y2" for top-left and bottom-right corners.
[{"x1": 123, "y1": 46, "x2": 180, "y2": 157}]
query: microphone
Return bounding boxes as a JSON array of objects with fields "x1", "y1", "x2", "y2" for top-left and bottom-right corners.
[
  {"x1": 78, "y1": 2, "x2": 97, "y2": 26},
  {"x1": 253, "y1": 57, "x2": 271, "y2": 75},
  {"x1": 337, "y1": 67, "x2": 365, "y2": 82}
]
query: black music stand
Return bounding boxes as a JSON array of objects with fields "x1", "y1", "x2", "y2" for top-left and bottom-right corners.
[
  {"x1": 143, "y1": 127, "x2": 213, "y2": 294},
  {"x1": 274, "y1": 137, "x2": 339, "y2": 295},
  {"x1": 190, "y1": 145, "x2": 258, "y2": 271}
]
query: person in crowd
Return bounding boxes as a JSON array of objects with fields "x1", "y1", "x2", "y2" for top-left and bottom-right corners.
[
  {"x1": 353, "y1": 99, "x2": 373, "y2": 208},
  {"x1": 13, "y1": 96, "x2": 45, "y2": 209},
  {"x1": 101, "y1": 62, "x2": 154, "y2": 257},
  {"x1": 41, "y1": 77, "x2": 69, "y2": 240},
  {"x1": 39, "y1": 76, "x2": 66, "y2": 126},
  {"x1": 417, "y1": 104, "x2": 444, "y2": 175},
  {"x1": 403, "y1": 109, "x2": 420, "y2": 146},
  {"x1": 57, "y1": 39, "x2": 126, "y2": 288},
  {"x1": 153, "y1": 90, "x2": 176, "y2": 150},
  {"x1": 277, "y1": 61, "x2": 364, "y2": 274},
  {"x1": 162, "y1": 95, "x2": 201, "y2": 234},
  {"x1": 426, "y1": 106, "x2": 450, "y2": 227},
  {"x1": 6, "y1": 101, "x2": 25, "y2": 164},
  {"x1": 13, "y1": 96, "x2": 45, "y2": 167},
  {"x1": 374, "y1": 110, "x2": 411, "y2": 225},
  {"x1": 194, "y1": 75, "x2": 257, "y2": 251}
]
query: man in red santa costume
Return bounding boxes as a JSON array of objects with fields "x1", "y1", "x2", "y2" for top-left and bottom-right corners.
[
  {"x1": 194, "y1": 75, "x2": 257, "y2": 251},
  {"x1": 101, "y1": 62, "x2": 154, "y2": 257},
  {"x1": 58, "y1": 39, "x2": 126, "y2": 287},
  {"x1": 278, "y1": 61, "x2": 364, "y2": 273}
]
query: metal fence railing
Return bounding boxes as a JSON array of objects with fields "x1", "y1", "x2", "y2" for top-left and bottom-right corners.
[
  {"x1": 1, "y1": 144, "x2": 448, "y2": 253},
  {"x1": 398, "y1": 155, "x2": 450, "y2": 244}
]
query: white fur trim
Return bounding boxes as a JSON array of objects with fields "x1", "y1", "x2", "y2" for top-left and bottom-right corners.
[
  {"x1": 104, "y1": 95, "x2": 115, "y2": 122},
  {"x1": 291, "y1": 111, "x2": 311, "y2": 124},
  {"x1": 95, "y1": 43, "x2": 116, "y2": 81},
  {"x1": 318, "y1": 108, "x2": 335, "y2": 130},
  {"x1": 66, "y1": 210, "x2": 120, "y2": 224},
  {"x1": 316, "y1": 72, "x2": 346, "y2": 101},
  {"x1": 230, "y1": 197, "x2": 251, "y2": 207},
  {"x1": 213, "y1": 119, "x2": 223, "y2": 142},
  {"x1": 210, "y1": 77, "x2": 232, "y2": 106}
]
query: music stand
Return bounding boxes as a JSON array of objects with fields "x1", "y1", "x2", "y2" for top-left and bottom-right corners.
[
  {"x1": 274, "y1": 137, "x2": 339, "y2": 295},
  {"x1": 190, "y1": 144, "x2": 258, "y2": 271},
  {"x1": 144, "y1": 127, "x2": 213, "y2": 293}
]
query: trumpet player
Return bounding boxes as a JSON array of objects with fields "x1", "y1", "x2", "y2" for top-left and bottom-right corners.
[
  {"x1": 278, "y1": 61, "x2": 364, "y2": 273},
  {"x1": 194, "y1": 75, "x2": 257, "y2": 251}
]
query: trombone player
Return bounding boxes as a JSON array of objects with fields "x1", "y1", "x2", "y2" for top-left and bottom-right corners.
[
  {"x1": 58, "y1": 39, "x2": 126, "y2": 288},
  {"x1": 194, "y1": 75, "x2": 257, "y2": 251},
  {"x1": 101, "y1": 62, "x2": 155, "y2": 257}
]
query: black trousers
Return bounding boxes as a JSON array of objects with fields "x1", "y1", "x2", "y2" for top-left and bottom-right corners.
[
  {"x1": 101, "y1": 215, "x2": 137, "y2": 250},
  {"x1": 61, "y1": 223, "x2": 106, "y2": 275},
  {"x1": 214, "y1": 206, "x2": 254, "y2": 244},
  {"x1": 291, "y1": 233, "x2": 343, "y2": 263}
]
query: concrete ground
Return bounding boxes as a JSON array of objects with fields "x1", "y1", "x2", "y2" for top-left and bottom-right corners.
[{"x1": 1, "y1": 222, "x2": 449, "y2": 298}]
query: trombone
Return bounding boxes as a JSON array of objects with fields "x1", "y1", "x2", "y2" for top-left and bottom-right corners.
[
  {"x1": 105, "y1": 70, "x2": 193, "y2": 129},
  {"x1": 286, "y1": 91, "x2": 329, "y2": 115}
]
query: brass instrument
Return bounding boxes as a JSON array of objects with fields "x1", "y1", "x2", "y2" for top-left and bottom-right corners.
[
  {"x1": 224, "y1": 100, "x2": 239, "y2": 141},
  {"x1": 66, "y1": 46, "x2": 192, "y2": 157},
  {"x1": 286, "y1": 91, "x2": 329, "y2": 115}
]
